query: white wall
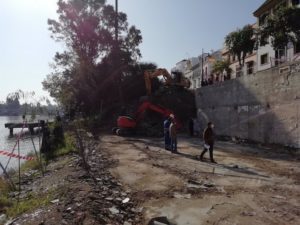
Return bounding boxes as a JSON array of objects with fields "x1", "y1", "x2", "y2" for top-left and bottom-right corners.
[
  {"x1": 192, "y1": 65, "x2": 202, "y2": 89},
  {"x1": 255, "y1": 0, "x2": 299, "y2": 72},
  {"x1": 257, "y1": 42, "x2": 275, "y2": 71}
]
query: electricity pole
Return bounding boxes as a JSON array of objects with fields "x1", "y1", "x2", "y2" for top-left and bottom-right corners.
[
  {"x1": 114, "y1": 0, "x2": 124, "y2": 106},
  {"x1": 201, "y1": 48, "x2": 204, "y2": 86},
  {"x1": 115, "y1": 0, "x2": 118, "y2": 43}
]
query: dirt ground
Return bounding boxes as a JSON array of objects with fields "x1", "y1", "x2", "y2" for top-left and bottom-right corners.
[
  {"x1": 101, "y1": 134, "x2": 300, "y2": 225},
  {"x1": 4, "y1": 133, "x2": 299, "y2": 225}
]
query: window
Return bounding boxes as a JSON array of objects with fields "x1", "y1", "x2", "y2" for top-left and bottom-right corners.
[
  {"x1": 260, "y1": 53, "x2": 269, "y2": 65},
  {"x1": 247, "y1": 61, "x2": 254, "y2": 75},
  {"x1": 261, "y1": 36, "x2": 269, "y2": 46},
  {"x1": 236, "y1": 66, "x2": 242, "y2": 77},
  {"x1": 292, "y1": 0, "x2": 300, "y2": 6},
  {"x1": 295, "y1": 41, "x2": 300, "y2": 54},
  {"x1": 259, "y1": 13, "x2": 269, "y2": 26}
]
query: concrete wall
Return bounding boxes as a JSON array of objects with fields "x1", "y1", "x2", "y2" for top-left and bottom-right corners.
[{"x1": 195, "y1": 61, "x2": 300, "y2": 148}]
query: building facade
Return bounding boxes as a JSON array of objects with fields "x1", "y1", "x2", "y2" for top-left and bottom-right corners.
[
  {"x1": 174, "y1": 51, "x2": 224, "y2": 90},
  {"x1": 172, "y1": 59, "x2": 189, "y2": 73},
  {"x1": 221, "y1": 23, "x2": 258, "y2": 79},
  {"x1": 222, "y1": 44, "x2": 257, "y2": 79},
  {"x1": 183, "y1": 57, "x2": 201, "y2": 90},
  {"x1": 170, "y1": 0, "x2": 300, "y2": 91},
  {"x1": 202, "y1": 50, "x2": 222, "y2": 85},
  {"x1": 254, "y1": 0, "x2": 300, "y2": 72}
]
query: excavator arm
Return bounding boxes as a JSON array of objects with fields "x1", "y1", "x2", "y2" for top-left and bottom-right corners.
[
  {"x1": 135, "y1": 101, "x2": 173, "y2": 123},
  {"x1": 144, "y1": 68, "x2": 173, "y2": 95},
  {"x1": 144, "y1": 68, "x2": 191, "y2": 95},
  {"x1": 116, "y1": 101, "x2": 181, "y2": 131}
]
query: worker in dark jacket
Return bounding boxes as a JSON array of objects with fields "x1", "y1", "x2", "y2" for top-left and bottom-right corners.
[
  {"x1": 169, "y1": 118, "x2": 177, "y2": 153},
  {"x1": 163, "y1": 115, "x2": 172, "y2": 150},
  {"x1": 200, "y1": 122, "x2": 216, "y2": 163}
]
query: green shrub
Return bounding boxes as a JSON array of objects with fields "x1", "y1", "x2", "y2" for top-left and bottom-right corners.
[
  {"x1": 6, "y1": 191, "x2": 54, "y2": 218},
  {"x1": 0, "y1": 178, "x2": 13, "y2": 212},
  {"x1": 52, "y1": 132, "x2": 76, "y2": 157},
  {"x1": 43, "y1": 132, "x2": 76, "y2": 162},
  {"x1": 20, "y1": 156, "x2": 41, "y2": 173}
]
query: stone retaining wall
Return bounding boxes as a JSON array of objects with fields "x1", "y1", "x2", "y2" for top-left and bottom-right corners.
[{"x1": 195, "y1": 61, "x2": 300, "y2": 148}]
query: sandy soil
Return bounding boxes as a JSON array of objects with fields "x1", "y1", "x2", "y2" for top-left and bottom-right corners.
[{"x1": 101, "y1": 134, "x2": 300, "y2": 225}]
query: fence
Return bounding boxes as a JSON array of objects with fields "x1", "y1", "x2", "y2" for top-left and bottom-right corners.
[
  {"x1": 270, "y1": 54, "x2": 300, "y2": 68},
  {"x1": 0, "y1": 120, "x2": 44, "y2": 193}
]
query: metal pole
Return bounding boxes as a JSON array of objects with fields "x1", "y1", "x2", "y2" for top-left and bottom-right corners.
[
  {"x1": 0, "y1": 162, "x2": 15, "y2": 191},
  {"x1": 5, "y1": 122, "x2": 26, "y2": 170},
  {"x1": 31, "y1": 135, "x2": 44, "y2": 176},
  {"x1": 114, "y1": 0, "x2": 124, "y2": 106},
  {"x1": 202, "y1": 48, "x2": 204, "y2": 85},
  {"x1": 115, "y1": 0, "x2": 118, "y2": 42},
  {"x1": 38, "y1": 124, "x2": 42, "y2": 166},
  {"x1": 18, "y1": 139, "x2": 21, "y2": 193}
]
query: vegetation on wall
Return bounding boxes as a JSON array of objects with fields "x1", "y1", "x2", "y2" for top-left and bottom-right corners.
[
  {"x1": 258, "y1": 6, "x2": 300, "y2": 51},
  {"x1": 225, "y1": 24, "x2": 256, "y2": 67}
]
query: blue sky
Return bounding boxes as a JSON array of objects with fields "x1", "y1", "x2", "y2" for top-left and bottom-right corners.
[{"x1": 0, "y1": 0, "x2": 264, "y2": 102}]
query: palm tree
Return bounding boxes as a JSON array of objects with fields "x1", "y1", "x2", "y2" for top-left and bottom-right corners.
[{"x1": 225, "y1": 25, "x2": 256, "y2": 67}]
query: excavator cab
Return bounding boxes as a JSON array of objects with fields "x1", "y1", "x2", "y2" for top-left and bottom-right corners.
[
  {"x1": 144, "y1": 68, "x2": 191, "y2": 95},
  {"x1": 171, "y1": 70, "x2": 191, "y2": 89},
  {"x1": 171, "y1": 71, "x2": 183, "y2": 83}
]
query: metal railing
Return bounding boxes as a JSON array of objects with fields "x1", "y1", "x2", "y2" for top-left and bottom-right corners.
[{"x1": 270, "y1": 54, "x2": 300, "y2": 67}]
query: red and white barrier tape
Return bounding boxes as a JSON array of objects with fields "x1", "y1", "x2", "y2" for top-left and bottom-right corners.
[
  {"x1": 0, "y1": 150, "x2": 34, "y2": 161},
  {"x1": 4, "y1": 120, "x2": 27, "y2": 169}
]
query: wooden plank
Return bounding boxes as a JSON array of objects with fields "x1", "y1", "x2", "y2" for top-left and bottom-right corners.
[{"x1": 4, "y1": 122, "x2": 40, "y2": 128}]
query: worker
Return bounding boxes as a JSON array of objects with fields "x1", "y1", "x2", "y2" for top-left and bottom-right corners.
[
  {"x1": 200, "y1": 122, "x2": 216, "y2": 163},
  {"x1": 169, "y1": 116, "x2": 177, "y2": 153},
  {"x1": 163, "y1": 115, "x2": 172, "y2": 150}
]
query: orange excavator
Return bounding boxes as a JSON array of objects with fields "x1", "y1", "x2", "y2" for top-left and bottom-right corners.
[
  {"x1": 113, "y1": 68, "x2": 188, "y2": 136},
  {"x1": 144, "y1": 68, "x2": 191, "y2": 95},
  {"x1": 112, "y1": 100, "x2": 181, "y2": 136}
]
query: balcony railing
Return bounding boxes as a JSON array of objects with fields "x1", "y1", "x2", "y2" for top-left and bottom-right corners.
[{"x1": 269, "y1": 55, "x2": 300, "y2": 67}]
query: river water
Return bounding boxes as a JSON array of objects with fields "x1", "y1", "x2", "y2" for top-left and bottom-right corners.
[{"x1": 0, "y1": 116, "x2": 52, "y2": 173}]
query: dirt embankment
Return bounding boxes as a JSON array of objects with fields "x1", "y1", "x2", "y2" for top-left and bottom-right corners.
[{"x1": 2, "y1": 133, "x2": 144, "y2": 225}]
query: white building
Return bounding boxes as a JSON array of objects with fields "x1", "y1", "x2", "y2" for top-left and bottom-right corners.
[
  {"x1": 222, "y1": 24, "x2": 257, "y2": 79},
  {"x1": 254, "y1": 0, "x2": 300, "y2": 72},
  {"x1": 191, "y1": 62, "x2": 202, "y2": 89},
  {"x1": 177, "y1": 51, "x2": 223, "y2": 89},
  {"x1": 173, "y1": 57, "x2": 201, "y2": 90},
  {"x1": 183, "y1": 57, "x2": 200, "y2": 90},
  {"x1": 202, "y1": 51, "x2": 222, "y2": 84},
  {"x1": 172, "y1": 59, "x2": 189, "y2": 73}
]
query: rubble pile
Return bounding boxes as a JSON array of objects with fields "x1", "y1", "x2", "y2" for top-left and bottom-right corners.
[
  {"x1": 59, "y1": 132, "x2": 144, "y2": 225},
  {"x1": 3, "y1": 132, "x2": 144, "y2": 225}
]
